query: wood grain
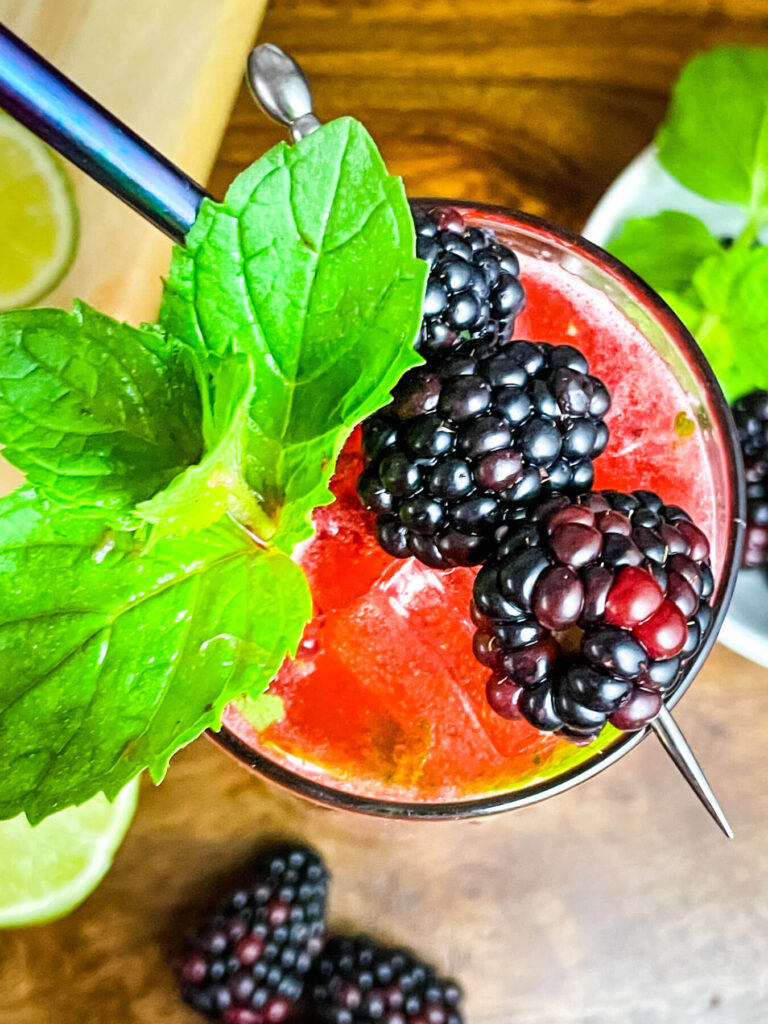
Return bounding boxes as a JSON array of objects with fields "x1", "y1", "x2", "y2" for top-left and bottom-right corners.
[{"x1": 4, "y1": 2, "x2": 768, "y2": 1023}]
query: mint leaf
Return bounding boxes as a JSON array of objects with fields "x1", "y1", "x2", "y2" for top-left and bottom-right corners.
[
  {"x1": 0, "y1": 301, "x2": 203, "y2": 520},
  {"x1": 687, "y1": 246, "x2": 768, "y2": 400},
  {"x1": 656, "y1": 46, "x2": 768, "y2": 224},
  {"x1": 160, "y1": 117, "x2": 427, "y2": 550},
  {"x1": 136, "y1": 353, "x2": 273, "y2": 546},
  {"x1": 0, "y1": 488, "x2": 310, "y2": 823},
  {"x1": 609, "y1": 212, "x2": 722, "y2": 293},
  {"x1": 234, "y1": 692, "x2": 285, "y2": 732},
  {"x1": 610, "y1": 212, "x2": 768, "y2": 400}
]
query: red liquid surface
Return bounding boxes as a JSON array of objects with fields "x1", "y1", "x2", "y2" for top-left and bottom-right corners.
[{"x1": 223, "y1": 253, "x2": 723, "y2": 803}]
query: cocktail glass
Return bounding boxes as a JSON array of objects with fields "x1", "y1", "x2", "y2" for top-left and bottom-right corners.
[
  {"x1": 0, "y1": 35, "x2": 744, "y2": 826},
  {"x1": 214, "y1": 200, "x2": 744, "y2": 820}
]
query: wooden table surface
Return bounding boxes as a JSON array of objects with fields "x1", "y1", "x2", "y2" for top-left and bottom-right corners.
[{"x1": 5, "y1": 2, "x2": 768, "y2": 1023}]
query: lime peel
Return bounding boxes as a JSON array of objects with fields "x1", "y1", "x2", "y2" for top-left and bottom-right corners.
[
  {"x1": 0, "y1": 778, "x2": 139, "y2": 928},
  {"x1": 0, "y1": 110, "x2": 78, "y2": 310}
]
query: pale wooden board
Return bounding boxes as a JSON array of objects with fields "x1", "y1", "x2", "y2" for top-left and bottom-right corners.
[{"x1": 0, "y1": 0, "x2": 269, "y2": 494}]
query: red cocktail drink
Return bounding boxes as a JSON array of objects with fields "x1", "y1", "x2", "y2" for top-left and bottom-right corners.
[{"x1": 215, "y1": 203, "x2": 742, "y2": 816}]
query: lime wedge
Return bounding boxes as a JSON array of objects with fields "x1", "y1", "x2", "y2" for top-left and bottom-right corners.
[
  {"x1": 0, "y1": 780, "x2": 139, "y2": 928},
  {"x1": 0, "y1": 110, "x2": 78, "y2": 310}
]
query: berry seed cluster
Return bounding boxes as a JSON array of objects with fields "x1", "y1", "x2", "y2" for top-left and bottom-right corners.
[
  {"x1": 177, "y1": 845, "x2": 328, "y2": 1023},
  {"x1": 358, "y1": 340, "x2": 610, "y2": 569},
  {"x1": 414, "y1": 204, "x2": 525, "y2": 359},
  {"x1": 473, "y1": 491, "x2": 713, "y2": 741},
  {"x1": 176, "y1": 845, "x2": 464, "y2": 1024},
  {"x1": 732, "y1": 389, "x2": 768, "y2": 568},
  {"x1": 313, "y1": 936, "x2": 462, "y2": 1024},
  {"x1": 356, "y1": 205, "x2": 716, "y2": 744}
]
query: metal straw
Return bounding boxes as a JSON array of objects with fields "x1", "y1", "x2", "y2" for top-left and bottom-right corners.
[
  {"x1": 0, "y1": 29, "x2": 734, "y2": 837},
  {"x1": 0, "y1": 23, "x2": 206, "y2": 242}
]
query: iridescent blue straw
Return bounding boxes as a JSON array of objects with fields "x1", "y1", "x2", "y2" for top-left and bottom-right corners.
[
  {"x1": 0, "y1": 24, "x2": 734, "y2": 838},
  {"x1": 0, "y1": 22, "x2": 206, "y2": 242}
]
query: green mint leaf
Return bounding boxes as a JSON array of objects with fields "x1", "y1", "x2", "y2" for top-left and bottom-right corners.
[
  {"x1": 135, "y1": 353, "x2": 273, "y2": 546},
  {"x1": 160, "y1": 116, "x2": 427, "y2": 550},
  {"x1": 608, "y1": 212, "x2": 722, "y2": 293},
  {"x1": 655, "y1": 286, "x2": 708, "y2": 339},
  {"x1": 610, "y1": 212, "x2": 768, "y2": 400},
  {"x1": 687, "y1": 245, "x2": 768, "y2": 400},
  {"x1": 0, "y1": 301, "x2": 203, "y2": 521},
  {"x1": 234, "y1": 692, "x2": 285, "y2": 732},
  {"x1": 0, "y1": 488, "x2": 310, "y2": 823},
  {"x1": 656, "y1": 46, "x2": 768, "y2": 223}
]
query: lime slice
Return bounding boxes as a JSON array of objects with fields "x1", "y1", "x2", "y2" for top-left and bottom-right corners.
[
  {"x1": 0, "y1": 779, "x2": 139, "y2": 928},
  {"x1": 0, "y1": 110, "x2": 78, "y2": 310}
]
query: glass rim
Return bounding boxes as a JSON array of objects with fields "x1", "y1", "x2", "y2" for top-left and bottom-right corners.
[{"x1": 211, "y1": 199, "x2": 746, "y2": 821}]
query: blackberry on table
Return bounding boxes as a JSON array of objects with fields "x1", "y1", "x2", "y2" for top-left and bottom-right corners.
[
  {"x1": 358, "y1": 340, "x2": 610, "y2": 568},
  {"x1": 732, "y1": 389, "x2": 768, "y2": 568},
  {"x1": 472, "y1": 490, "x2": 714, "y2": 743},
  {"x1": 310, "y1": 935, "x2": 464, "y2": 1024},
  {"x1": 412, "y1": 205, "x2": 525, "y2": 358},
  {"x1": 176, "y1": 845, "x2": 329, "y2": 1023}
]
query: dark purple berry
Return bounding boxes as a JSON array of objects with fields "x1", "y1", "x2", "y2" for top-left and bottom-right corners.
[
  {"x1": 311, "y1": 936, "x2": 464, "y2": 1024},
  {"x1": 533, "y1": 565, "x2": 584, "y2": 630},
  {"x1": 644, "y1": 655, "x2": 681, "y2": 693},
  {"x1": 501, "y1": 638, "x2": 559, "y2": 687},
  {"x1": 437, "y1": 376, "x2": 491, "y2": 421},
  {"x1": 459, "y1": 415, "x2": 512, "y2": 457},
  {"x1": 519, "y1": 683, "x2": 563, "y2": 731},
  {"x1": 519, "y1": 418, "x2": 562, "y2": 467},
  {"x1": 177, "y1": 846, "x2": 328, "y2": 1023},
  {"x1": 379, "y1": 454, "x2": 421, "y2": 498},
  {"x1": 412, "y1": 205, "x2": 525, "y2": 358},
  {"x1": 391, "y1": 371, "x2": 442, "y2": 420},
  {"x1": 473, "y1": 490, "x2": 713, "y2": 742},
  {"x1": 428, "y1": 459, "x2": 473, "y2": 500},
  {"x1": 582, "y1": 565, "x2": 614, "y2": 623},
  {"x1": 359, "y1": 316, "x2": 610, "y2": 567},
  {"x1": 485, "y1": 673, "x2": 522, "y2": 718},
  {"x1": 498, "y1": 547, "x2": 550, "y2": 612},
  {"x1": 564, "y1": 664, "x2": 632, "y2": 713},
  {"x1": 475, "y1": 449, "x2": 523, "y2": 490},
  {"x1": 583, "y1": 626, "x2": 648, "y2": 678},
  {"x1": 549, "y1": 522, "x2": 602, "y2": 567},
  {"x1": 609, "y1": 686, "x2": 662, "y2": 730}
]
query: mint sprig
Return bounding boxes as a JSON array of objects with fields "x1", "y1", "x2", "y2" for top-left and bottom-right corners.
[
  {"x1": 160, "y1": 117, "x2": 426, "y2": 551},
  {"x1": 608, "y1": 46, "x2": 768, "y2": 402},
  {"x1": 0, "y1": 118, "x2": 425, "y2": 822}
]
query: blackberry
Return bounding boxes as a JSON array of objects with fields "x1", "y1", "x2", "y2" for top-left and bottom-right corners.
[
  {"x1": 732, "y1": 389, "x2": 768, "y2": 568},
  {"x1": 176, "y1": 845, "x2": 329, "y2": 1023},
  {"x1": 358, "y1": 340, "x2": 610, "y2": 568},
  {"x1": 310, "y1": 935, "x2": 463, "y2": 1024},
  {"x1": 473, "y1": 490, "x2": 714, "y2": 743},
  {"x1": 412, "y1": 204, "x2": 525, "y2": 358}
]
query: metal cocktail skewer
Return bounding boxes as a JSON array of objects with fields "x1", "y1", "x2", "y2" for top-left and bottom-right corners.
[{"x1": 0, "y1": 27, "x2": 734, "y2": 837}]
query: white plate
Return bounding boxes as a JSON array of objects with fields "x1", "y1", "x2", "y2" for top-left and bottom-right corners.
[{"x1": 583, "y1": 147, "x2": 768, "y2": 669}]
